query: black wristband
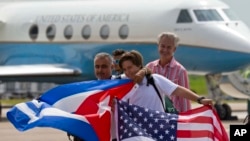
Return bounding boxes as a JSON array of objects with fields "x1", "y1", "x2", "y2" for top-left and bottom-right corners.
[{"x1": 197, "y1": 96, "x2": 205, "y2": 104}]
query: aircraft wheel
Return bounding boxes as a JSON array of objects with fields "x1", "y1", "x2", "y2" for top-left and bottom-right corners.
[
  {"x1": 222, "y1": 103, "x2": 232, "y2": 120},
  {"x1": 214, "y1": 104, "x2": 227, "y2": 120}
]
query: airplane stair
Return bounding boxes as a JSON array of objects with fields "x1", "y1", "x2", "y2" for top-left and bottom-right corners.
[
  {"x1": 221, "y1": 72, "x2": 250, "y2": 100},
  {"x1": 218, "y1": 72, "x2": 250, "y2": 118},
  {"x1": 219, "y1": 83, "x2": 250, "y2": 99}
]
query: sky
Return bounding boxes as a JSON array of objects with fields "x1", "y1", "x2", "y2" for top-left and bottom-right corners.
[{"x1": 221, "y1": 0, "x2": 250, "y2": 26}]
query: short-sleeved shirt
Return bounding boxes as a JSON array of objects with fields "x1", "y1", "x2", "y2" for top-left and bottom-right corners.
[
  {"x1": 146, "y1": 58, "x2": 191, "y2": 112},
  {"x1": 122, "y1": 74, "x2": 178, "y2": 112}
]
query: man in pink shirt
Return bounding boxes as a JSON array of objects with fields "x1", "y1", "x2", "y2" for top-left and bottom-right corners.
[{"x1": 146, "y1": 32, "x2": 191, "y2": 112}]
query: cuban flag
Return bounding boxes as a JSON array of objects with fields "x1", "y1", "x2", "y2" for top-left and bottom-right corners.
[
  {"x1": 7, "y1": 79, "x2": 135, "y2": 141},
  {"x1": 115, "y1": 99, "x2": 229, "y2": 141}
]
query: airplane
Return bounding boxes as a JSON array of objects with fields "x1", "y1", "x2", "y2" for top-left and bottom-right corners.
[{"x1": 0, "y1": 0, "x2": 250, "y2": 120}]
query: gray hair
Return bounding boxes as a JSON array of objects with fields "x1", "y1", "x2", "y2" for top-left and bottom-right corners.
[
  {"x1": 94, "y1": 52, "x2": 113, "y2": 64},
  {"x1": 157, "y1": 32, "x2": 180, "y2": 47}
]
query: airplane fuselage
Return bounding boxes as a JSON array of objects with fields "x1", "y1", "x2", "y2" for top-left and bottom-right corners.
[{"x1": 0, "y1": 0, "x2": 250, "y2": 83}]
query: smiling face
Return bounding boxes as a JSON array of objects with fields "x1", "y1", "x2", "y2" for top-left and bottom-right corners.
[
  {"x1": 94, "y1": 53, "x2": 113, "y2": 80},
  {"x1": 119, "y1": 50, "x2": 143, "y2": 80},
  {"x1": 121, "y1": 60, "x2": 141, "y2": 80},
  {"x1": 158, "y1": 36, "x2": 176, "y2": 61}
]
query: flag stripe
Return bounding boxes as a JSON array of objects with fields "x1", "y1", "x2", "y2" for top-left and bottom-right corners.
[
  {"x1": 178, "y1": 116, "x2": 213, "y2": 123},
  {"x1": 176, "y1": 137, "x2": 213, "y2": 141},
  {"x1": 177, "y1": 130, "x2": 214, "y2": 138},
  {"x1": 39, "y1": 79, "x2": 132, "y2": 104},
  {"x1": 122, "y1": 136, "x2": 155, "y2": 141},
  {"x1": 53, "y1": 90, "x2": 102, "y2": 113},
  {"x1": 178, "y1": 123, "x2": 213, "y2": 131}
]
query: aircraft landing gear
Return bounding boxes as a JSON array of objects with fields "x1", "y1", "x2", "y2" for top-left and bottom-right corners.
[
  {"x1": 205, "y1": 74, "x2": 237, "y2": 120},
  {"x1": 214, "y1": 103, "x2": 234, "y2": 120}
]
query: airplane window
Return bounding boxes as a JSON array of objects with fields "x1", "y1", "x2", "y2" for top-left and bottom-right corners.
[
  {"x1": 82, "y1": 25, "x2": 91, "y2": 39},
  {"x1": 64, "y1": 25, "x2": 73, "y2": 40},
  {"x1": 194, "y1": 9, "x2": 223, "y2": 21},
  {"x1": 46, "y1": 24, "x2": 56, "y2": 40},
  {"x1": 119, "y1": 24, "x2": 129, "y2": 39},
  {"x1": 177, "y1": 9, "x2": 192, "y2": 23},
  {"x1": 29, "y1": 24, "x2": 39, "y2": 40},
  {"x1": 100, "y1": 25, "x2": 110, "y2": 39},
  {"x1": 223, "y1": 9, "x2": 239, "y2": 21}
]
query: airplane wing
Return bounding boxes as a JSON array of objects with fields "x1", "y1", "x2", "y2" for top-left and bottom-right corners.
[{"x1": 0, "y1": 64, "x2": 82, "y2": 76}]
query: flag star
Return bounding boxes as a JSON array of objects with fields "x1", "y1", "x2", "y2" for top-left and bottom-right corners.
[
  {"x1": 129, "y1": 123, "x2": 133, "y2": 127},
  {"x1": 171, "y1": 124, "x2": 175, "y2": 129},
  {"x1": 160, "y1": 114, "x2": 165, "y2": 118},
  {"x1": 165, "y1": 130, "x2": 169, "y2": 134},
  {"x1": 159, "y1": 135, "x2": 164, "y2": 139},
  {"x1": 150, "y1": 113, "x2": 153, "y2": 117},
  {"x1": 154, "y1": 129, "x2": 158, "y2": 134},
  {"x1": 133, "y1": 127, "x2": 138, "y2": 131},
  {"x1": 138, "y1": 112, "x2": 143, "y2": 116},
  {"x1": 120, "y1": 125, "x2": 124, "y2": 129},
  {"x1": 124, "y1": 119, "x2": 128, "y2": 123},
  {"x1": 133, "y1": 107, "x2": 138, "y2": 111},
  {"x1": 138, "y1": 123, "x2": 142, "y2": 127},
  {"x1": 159, "y1": 124, "x2": 164, "y2": 128},
  {"x1": 120, "y1": 116, "x2": 123, "y2": 120},
  {"x1": 165, "y1": 119, "x2": 170, "y2": 123},
  {"x1": 154, "y1": 118, "x2": 159, "y2": 123},
  {"x1": 124, "y1": 129, "x2": 127, "y2": 133},
  {"x1": 97, "y1": 96, "x2": 110, "y2": 117},
  {"x1": 171, "y1": 117, "x2": 177, "y2": 120},
  {"x1": 149, "y1": 123, "x2": 153, "y2": 128},
  {"x1": 133, "y1": 117, "x2": 137, "y2": 122},
  {"x1": 144, "y1": 117, "x2": 148, "y2": 122},
  {"x1": 139, "y1": 132, "x2": 143, "y2": 135},
  {"x1": 128, "y1": 133, "x2": 132, "y2": 136},
  {"x1": 170, "y1": 135, "x2": 175, "y2": 140},
  {"x1": 144, "y1": 108, "x2": 149, "y2": 112}
]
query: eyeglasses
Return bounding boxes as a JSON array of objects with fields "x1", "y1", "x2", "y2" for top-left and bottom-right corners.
[{"x1": 113, "y1": 59, "x2": 119, "y2": 64}]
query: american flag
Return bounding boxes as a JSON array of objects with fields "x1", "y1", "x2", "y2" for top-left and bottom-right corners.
[{"x1": 115, "y1": 100, "x2": 229, "y2": 141}]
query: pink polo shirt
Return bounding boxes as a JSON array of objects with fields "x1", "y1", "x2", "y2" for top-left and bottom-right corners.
[{"x1": 146, "y1": 58, "x2": 191, "y2": 112}]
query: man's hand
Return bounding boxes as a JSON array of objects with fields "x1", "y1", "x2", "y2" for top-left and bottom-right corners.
[
  {"x1": 134, "y1": 69, "x2": 145, "y2": 84},
  {"x1": 134, "y1": 67, "x2": 152, "y2": 84}
]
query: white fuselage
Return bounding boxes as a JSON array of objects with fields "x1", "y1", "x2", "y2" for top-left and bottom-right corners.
[{"x1": 0, "y1": 0, "x2": 249, "y2": 83}]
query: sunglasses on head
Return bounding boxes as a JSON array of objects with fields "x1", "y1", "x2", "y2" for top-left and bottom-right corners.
[{"x1": 113, "y1": 59, "x2": 120, "y2": 64}]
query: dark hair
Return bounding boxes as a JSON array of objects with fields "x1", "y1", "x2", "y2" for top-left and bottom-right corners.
[
  {"x1": 112, "y1": 49, "x2": 126, "y2": 56},
  {"x1": 119, "y1": 50, "x2": 143, "y2": 69}
]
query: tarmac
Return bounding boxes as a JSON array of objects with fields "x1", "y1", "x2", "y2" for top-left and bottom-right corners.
[{"x1": 0, "y1": 101, "x2": 248, "y2": 141}]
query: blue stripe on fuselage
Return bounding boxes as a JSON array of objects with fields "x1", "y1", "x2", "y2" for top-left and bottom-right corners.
[{"x1": 0, "y1": 43, "x2": 249, "y2": 81}]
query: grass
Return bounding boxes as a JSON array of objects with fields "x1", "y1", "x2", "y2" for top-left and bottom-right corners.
[
  {"x1": 0, "y1": 99, "x2": 30, "y2": 105},
  {"x1": 189, "y1": 75, "x2": 208, "y2": 96}
]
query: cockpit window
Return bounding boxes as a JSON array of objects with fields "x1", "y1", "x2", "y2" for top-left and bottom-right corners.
[
  {"x1": 194, "y1": 9, "x2": 223, "y2": 21},
  {"x1": 223, "y1": 9, "x2": 239, "y2": 21},
  {"x1": 177, "y1": 9, "x2": 192, "y2": 23}
]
